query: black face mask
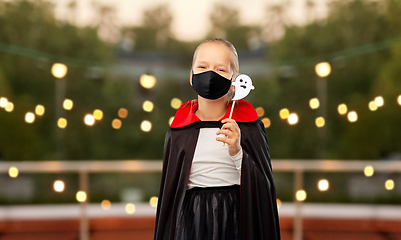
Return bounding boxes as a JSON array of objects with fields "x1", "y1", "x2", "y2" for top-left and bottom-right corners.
[{"x1": 192, "y1": 70, "x2": 232, "y2": 100}]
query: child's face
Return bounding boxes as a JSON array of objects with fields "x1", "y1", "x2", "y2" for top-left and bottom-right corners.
[{"x1": 192, "y1": 42, "x2": 233, "y2": 80}]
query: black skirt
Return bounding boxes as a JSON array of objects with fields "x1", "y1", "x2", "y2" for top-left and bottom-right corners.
[{"x1": 175, "y1": 185, "x2": 240, "y2": 240}]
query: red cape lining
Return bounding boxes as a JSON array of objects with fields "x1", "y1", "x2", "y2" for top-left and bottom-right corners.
[{"x1": 170, "y1": 99, "x2": 258, "y2": 128}]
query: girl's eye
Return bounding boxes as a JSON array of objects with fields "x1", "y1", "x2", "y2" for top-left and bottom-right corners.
[
  {"x1": 199, "y1": 66, "x2": 206, "y2": 69},
  {"x1": 219, "y1": 69, "x2": 225, "y2": 72}
]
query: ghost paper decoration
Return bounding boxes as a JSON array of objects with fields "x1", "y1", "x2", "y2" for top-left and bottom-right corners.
[{"x1": 232, "y1": 74, "x2": 255, "y2": 101}]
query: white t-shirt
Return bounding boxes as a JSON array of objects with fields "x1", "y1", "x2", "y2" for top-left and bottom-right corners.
[{"x1": 187, "y1": 127, "x2": 243, "y2": 189}]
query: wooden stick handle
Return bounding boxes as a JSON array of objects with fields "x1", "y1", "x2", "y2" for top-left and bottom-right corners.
[{"x1": 223, "y1": 101, "x2": 236, "y2": 146}]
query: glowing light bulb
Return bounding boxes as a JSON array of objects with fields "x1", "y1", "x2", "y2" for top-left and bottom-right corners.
[
  {"x1": 63, "y1": 99, "x2": 73, "y2": 110},
  {"x1": 143, "y1": 101, "x2": 154, "y2": 112},
  {"x1": 101, "y1": 200, "x2": 111, "y2": 210},
  {"x1": 261, "y1": 117, "x2": 271, "y2": 128},
  {"x1": 84, "y1": 114, "x2": 95, "y2": 126},
  {"x1": 315, "y1": 62, "x2": 331, "y2": 78},
  {"x1": 9, "y1": 166, "x2": 19, "y2": 178},
  {"x1": 25, "y1": 112, "x2": 35, "y2": 123},
  {"x1": 149, "y1": 197, "x2": 158, "y2": 208},
  {"x1": 118, "y1": 108, "x2": 128, "y2": 118},
  {"x1": 296, "y1": 190, "x2": 307, "y2": 201},
  {"x1": 141, "y1": 120, "x2": 152, "y2": 132},
  {"x1": 256, "y1": 107, "x2": 265, "y2": 117},
  {"x1": 140, "y1": 74, "x2": 156, "y2": 89},
  {"x1": 309, "y1": 98, "x2": 320, "y2": 109},
  {"x1": 315, "y1": 117, "x2": 325, "y2": 128},
  {"x1": 125, "y1": 203, "x2": 136, "y2": 214},
  {"x1": 58, "y1": 118, "x2": 67, "y2": 128},
  {"x1": 52, "y1": 63, "x2": 68, "y2": 78},
  {"x1": 287, "y1": 113, "x2": 298, "y2": 125},
  {"x1": 368, "y1": 101, "x2": 378, "y2": 111},
  {"x1": 318, "y1": 179, "x2": 329, "y2": 191},
  {"x1": 338, "y1": 104, "x2": 347, "y2": 115},
  {"x1": 76, "y1": 191, "x2": 87, "y2": 202},
  {"x1": 347, "y1": 111, "x2": 358, "y2": 122},
  {"x1": 364, "y1": 165, "x2": 374, "y2": 177},
  {"x1": 374, "y1": 96, "x2": 384, "y2": 107},
  {"x1": 53, "y1": 180, "x2": 65, "y2": 192},
  {"x1": 93, "y1": 110, "x2": 103, "y2": 120},
  {"x1": 279, "y1": 108, "x2": 290, "y2": 119},
  {"x1": 171, "y1": 98, "x2": 182, "y2": 109},
  {"x1": 385, "y1": 179, "x2": 394, "y2": 190}
]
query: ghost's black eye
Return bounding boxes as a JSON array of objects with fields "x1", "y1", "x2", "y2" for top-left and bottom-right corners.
[
  {"x1": 240, "y1": 79, "x2": 243, "y2": 82},
  {"x1": 245, "y1": 81, "x2": 247, "y2": 84}
]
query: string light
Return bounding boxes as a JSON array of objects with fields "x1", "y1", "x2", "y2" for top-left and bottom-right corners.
[
  {"x1": 125, "y1": 203, "x2": 136, "y2": 214},
  {"x1": 58, "y1": 118, "x2": 67, "y2": 128},
  {"x1": 347, "y1": 111, "x2": 358, "y2": 122},
  {"x1": 5, "y1": 102, "x2": 14, "y2": 112},
  {"x1": 295, "y1": 190, "x2": 307, "y2": 201},
  {"x1": 93, "y1": 109, "x2": 103, "y2": 120},
  {"x1": 84, "y1": 114, "x2": 95, "y2": 126},
  {"x1": 261, "y1": 117, "x2": 271, "y2": 128},
  {"x1": 0, "y1": 97, "x2": 8, "y2": 108},
  {"x1": 169, "y1": 117, "x2": 174, "y2": 126},
  {"x1": 25, "y1": 112, "x2": 35, "y2": 123},
  {"x1": 368, "y1": 101, "x2": 378, "y2": 111},
  {"x1": 315, "y1": 62, "x2": 331, "y2": 78},
  {"x1": 338, "y1": 104, "x2": 348, "y2": 115},
  {"x1": 76, "y1": 191, "x2": 87, "y2": 202},
  {"x1": 149, "y1": 197, "x2": 158, "y2": 208},
  {"x1": 315, "y1": 117, "x2": 325, "y2": 128},
  {"x1": 51, "y1": 63, "x2": 68, "y2": 79},
  {"x1": 118, "y1": 108, "x2": 128, "y2": 118},
  {"x1": 279, "y1": 108, "x2": 290, "y2": 119},
  {"x1": 8, "y1": 166, "x2": 19, "y2": 178},
  {"x1": 276, "y1": 199, "x2": 282, "y2": 209},
  {"x1": 63, "y1": 99, "x2": 73, "y2": 110},
  {"x1": 255, "y1": 107, "x2": 265, "y2": 117},
  {"x1": 318, "y1": 179, "x2": 329, "y2": 191},
  {"x1": 309, "y1": 98, "x2": 320, "y2": 109},
  {"x1": 170, "y1": 98, "x2": 182, "y2": 109},
  {"x1": 398, "y1": 95, "x2": 401, "y2": 106},
  {"x1": 374, "y1": 96, "x2": 384, "y2": 107},
  {"x1": 139, "y1": 74, "x2": 156, "y2": 89},
  {"x1": 385, "y1": 179, "x2": 394, "y2": 190},
  {"x1": 364, "y1": 165, "x2": 374, "y2": 177},
  {"x1": 112, "y1": 119, "x2": 122, "y2": 129},
  {"x1": 53, "y1": 180, "x2": 65, "y2": 192},
  {"x1": 141, "y1": 120, "x2": 152, "y2": 132},
  {"x1": 287, "y1": 113, "x2": 298, "y2": 125},
  {"x1": 143, "y1": 100, "x2": 154, "y2": 112},
  {"x1": 35, "y1": 105, "x2": 45, "y2": 116},
  {"x1": 101, "y1": 200, "x2": 111, "y2": 210}
]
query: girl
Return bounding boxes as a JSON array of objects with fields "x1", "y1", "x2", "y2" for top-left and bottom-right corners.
[{"x1": 154, "y1": 38, "x2": 280, "y2": 240}]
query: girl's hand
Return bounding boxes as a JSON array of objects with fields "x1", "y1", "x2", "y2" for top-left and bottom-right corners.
[{"x1": 216, "y1": 118, "x2": 241, "y2": 156}]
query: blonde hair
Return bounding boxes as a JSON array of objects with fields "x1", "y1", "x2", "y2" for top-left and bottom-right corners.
[{"x1": 192, "y1": 38, "x2": 239, "y2": 100}]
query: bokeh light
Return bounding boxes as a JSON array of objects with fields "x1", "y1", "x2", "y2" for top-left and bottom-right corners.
[
  {"x1": 140, "y1": 74, "x2": 156, "y2": 89},
  {"x1": 374, "y1": 96, "x2": 384, "y2": 107},
  {"x1": 51, "y1": 63, "x2": 68, "y2": 78},
  {"x1": 315, "y1": 117, "x2": 325, "y2": 128},
  {"x1": 53, "y1": 180, "x2": 65, "y2": 192},
  {"x1": 35, "y1": 105, "x2": 45, "y2": 116},
  {"x1": 84, "y1": 114, "x2": 95, "y2": 126},
  {"x1": 118, "y1": 108, "x2": 128, "y2": 118},
  {"x1": 287, "y1": 113, "x2": 298, "y2": 125},
  {"x1": 347, "y1": 111, "x2": 358, "y2": 122},
  {"x1": 261, "y1": 117, "x2": 271, "y2": 128},
  {"x1": 101, "y1": 200, "x2": 111, "y2": 210},
  {"x1": 143, "y1": 100, "x2": 154, "y2": 112},
  {"x1": 296, "y1": 190, "x2": 307, "y2": 201},
  {"x1": 368, "y1": 101, "x2": 378, "y2": 111},
  {"x1": 76, "y1": 191, "x2": 87, "y2": 202},
  {"x1": 149, "y1": 197, "x2": 158, "y2": 208},
  {"x1": 141, "y1": 120, "x2": 152, "y2": 132},
  {"x1": 171, "y1": 98, "x2": 182, "y2": 109},
  {"x1": 276, "y1": 199, "x2": 282, "y2": 209},
  {"x1": 315, "y1": 62, "x2": 331, "y2": 78},
  {"x1": 112, "y1": 119, "x2": 122, "y2": 129},
  {"x1": 309, "y1": 98, "x2": 320, "y2": 109},
  {"x1": 364, "y1": 165, "x2": 374, "y2": 177},
  {"x1": 8, "y1": 166, "x2": 19, "y2": 178},
  {"x1": 0, "y1": 97, "x2": 8, "y2": 108},
  {"x1": 279, "y1": 108, "x2": 290, "y2": 119},
  {"x1": 93, "y1": 109, "x2": 103, "y2": 120},
  {"x1": 5, "y1": 102, "x2": 14, "y2": 112},
  {"x1": 318, "y1": 179, "x2": 329, "y2": 191},
  {"x1": 58, "y1": 118, "x2": 67, "y2": 128},
  {"x1": 398, "y1": 95, "x2": 401, "y2": 106},
  {"x1": 385, "y1": 179, "x2": 394, "y2": 190},
  {"x1": 63, "y1": 99, "x2": 73, "y2": 110},
  {"x1": 338, "y1": 104, "x2": 348, "y2": 115},
  {"x1": 255, "y1": 107, "x2": 265, "y2": 117},
  {"x1": 25, "y1": 112, "x2": 35, "y2": 123},
  {"x1": 125, "y1": 203, "x2": 136, "y2": 214},
  {"x1": 169, "y1": 117, "x2": 174, "y2": 126}
]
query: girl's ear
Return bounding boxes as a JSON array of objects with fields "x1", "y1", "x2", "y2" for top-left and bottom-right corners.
[{"x1": 189, "y1": 69, "x2": 193, "y2": 86}]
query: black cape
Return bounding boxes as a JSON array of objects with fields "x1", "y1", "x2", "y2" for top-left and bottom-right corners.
[{"x1": 154, "y1": 100, "x2": 281, "y2": 240}]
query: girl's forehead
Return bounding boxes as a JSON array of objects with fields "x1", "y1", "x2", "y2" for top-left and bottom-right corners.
[{"x1": 195, "y1": 43, "x2": 231, "y2": 64}]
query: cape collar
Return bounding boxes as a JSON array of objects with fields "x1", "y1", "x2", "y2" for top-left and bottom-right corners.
[{"x1": 170, "y1": 99, "x2": 258, "y2": 128}]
